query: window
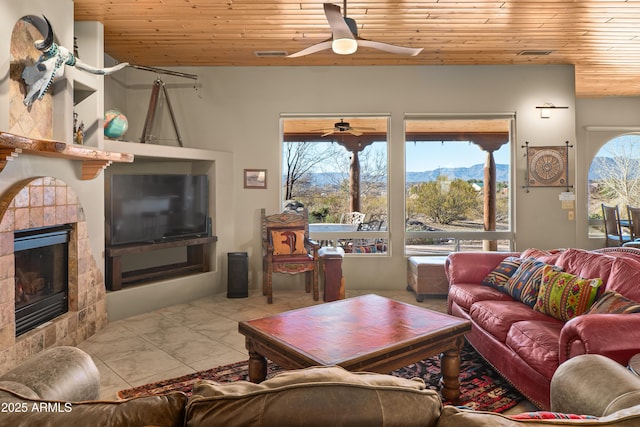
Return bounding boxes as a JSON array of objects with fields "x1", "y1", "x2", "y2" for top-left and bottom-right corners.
[
  {"x1": 404, "y1": 116, "x2": 514, "y2": 255},
  {"x1": 588, "y1": 133, "x2": 640, "y2": 237},
  {"x1": 281, "y1": 116, "x2": 389, "y2": 255}
]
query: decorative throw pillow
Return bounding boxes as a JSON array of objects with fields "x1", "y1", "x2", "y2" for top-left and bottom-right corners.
[
  {"x1": 510, "y1": 412, "x2": 597, "y2": 420},
  {"x1": 503, "y1": 258, "x2": 554, "y2": 307},
  {"x1": 481, "y1": 256, "x2": 523, "y2": 292},
  {"x1": 534, "y1": 266, "x2": 603, "y2": 321},
  {"x1": 271, "y1": 229, "x2": 307, "y2": 255},
  {"x1": 587, "y1": 290, "x2": 640, "y2": 314}
]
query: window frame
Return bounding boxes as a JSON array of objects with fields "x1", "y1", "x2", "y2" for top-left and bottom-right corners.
[
  {"x1": 403, "y1": 114, "x2": 516, "y2": 255},
  {"x1": 280, "y1": 114, "x2": 391, "y2": 256}
]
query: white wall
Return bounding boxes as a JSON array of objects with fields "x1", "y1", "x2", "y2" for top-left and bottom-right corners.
[{"x1": 114, "y1": 64, "x2": 579, "y2": 292}]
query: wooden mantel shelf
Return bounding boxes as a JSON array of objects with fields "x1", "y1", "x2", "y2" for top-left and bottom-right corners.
[{"x1": 0, "y1": 132, "x2": 134, "y2": 180}]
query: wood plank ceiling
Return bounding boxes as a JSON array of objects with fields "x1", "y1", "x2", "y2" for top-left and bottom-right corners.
[{"x1": 74, "y1": 0, "x2": 640, "y2": 98}]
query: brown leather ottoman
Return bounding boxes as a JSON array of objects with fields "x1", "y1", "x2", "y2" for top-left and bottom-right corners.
[{"x1": 407, "y1": 256, "x2": 449, "y2": 301}]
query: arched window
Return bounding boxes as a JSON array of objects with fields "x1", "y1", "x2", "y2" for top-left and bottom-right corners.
[{"x1": 588, "y1": 134, "x2": 640, "y2": 237}]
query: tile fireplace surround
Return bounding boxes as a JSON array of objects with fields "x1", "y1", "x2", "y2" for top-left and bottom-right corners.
[{"x1": 0, "y1": 177, "x2": 106, "y2": 376}]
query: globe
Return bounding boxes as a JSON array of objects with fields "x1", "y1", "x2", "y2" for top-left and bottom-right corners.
[{"x1": 104, "y1": 109, "x2": 128, "y2": 139}]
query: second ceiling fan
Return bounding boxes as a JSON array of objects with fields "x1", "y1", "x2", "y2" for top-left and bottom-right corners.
[
  {"x1": 313, "y1": 119, "x2": 375, "y2": 137},
  {"x1": 288, "y1": 1, "x2": 423, "y2": 58}
]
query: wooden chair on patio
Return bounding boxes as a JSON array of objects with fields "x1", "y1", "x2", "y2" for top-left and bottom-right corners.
[
  {"x1": 602, "y1": 204, "x2": 631, "y2": 247},
  {"x1": 623, "y1": 205, "x2": 640, "y2": 248},
  {"x1": 261, "y1": 208, "x2": 320, "y2": 304},
  {"x1": 336, "y1": 211, "x2": 366, "y2": 248},
  {"x1": 626, "y1": 205, "x2": 640, "y2": 240}
]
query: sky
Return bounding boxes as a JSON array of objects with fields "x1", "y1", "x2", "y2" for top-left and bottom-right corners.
[
  {"x1": 594, "y1": 134, "x2": 640, "y2": 159},
  {"x1": 405, "y1": 140, "x2": 511, "y2": 172},
  {"x1": 284, "y1": 140, "x2": 512, "y2": 174}
]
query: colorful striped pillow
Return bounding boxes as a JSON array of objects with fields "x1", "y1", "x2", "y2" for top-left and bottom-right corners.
[
  {"x1": 481, "y1": 257, "x2": 523, "y2": 292},
  {"x1": 587, "y1": 290, "x2": 640, "y2": 314},
  {"x1": 534, "y1": 266, "x2": 603, "y2": 321},
  {"x1": 510, "y1": 412, "x2": 597, "y2": 420},
  {"x1": 503, "y1": 258, "x2": 554, "y2": 307}
]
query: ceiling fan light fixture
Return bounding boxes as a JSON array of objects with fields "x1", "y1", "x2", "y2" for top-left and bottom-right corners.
[{"x1": 332, "y1": 38, "x2": 358, "y2": 55}]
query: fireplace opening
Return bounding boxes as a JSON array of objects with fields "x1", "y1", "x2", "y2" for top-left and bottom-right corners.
[{"x1": 14, "y1": 225, "x2": 71, "y2": 337}]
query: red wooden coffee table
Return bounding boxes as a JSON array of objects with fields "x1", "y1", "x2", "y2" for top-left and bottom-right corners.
[{"x1": 238, "y1": 294, "x2": 471, "y2": 401}]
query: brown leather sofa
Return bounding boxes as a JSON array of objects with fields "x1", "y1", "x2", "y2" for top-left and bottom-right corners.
[
  {"x1": 3, "y1": 345, "x2": 640, "y2": 426},
  {"x1": 446, "y1": 247, "x2": 640, "y2": 410}
]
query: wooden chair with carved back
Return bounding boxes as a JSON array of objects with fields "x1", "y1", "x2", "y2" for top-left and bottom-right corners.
[{"x1": 261, "y1": 208, "x2": 320, "y2": 304}]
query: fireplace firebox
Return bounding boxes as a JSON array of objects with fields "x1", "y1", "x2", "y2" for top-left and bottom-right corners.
[{"x1": 14, "y1": 225, "x2": 71, "y2": 336}]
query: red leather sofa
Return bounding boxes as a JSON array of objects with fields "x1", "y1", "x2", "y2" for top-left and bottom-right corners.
[{"x1": 445, "y1": 247, "x2": 640, "y2": 410}]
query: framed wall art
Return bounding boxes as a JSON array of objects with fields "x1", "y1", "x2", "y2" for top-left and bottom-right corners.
[
  {"x1": 522, "y1": 141, "x2": 573, "y2": 192},
  {"x1": 244, "y1": 169, "x2": 267, "y2": 189}
]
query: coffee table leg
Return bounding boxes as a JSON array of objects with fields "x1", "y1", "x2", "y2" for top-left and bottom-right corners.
[
  {"x1": 440, "y1": 348, "x2": 462, "y2": 402},
  {"x1": 247, "y1": 348, "x2": 268, "y2": 383}
]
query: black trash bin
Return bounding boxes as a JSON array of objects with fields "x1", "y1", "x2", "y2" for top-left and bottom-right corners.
[{"x1": 227, "y1": 252, "x2": 248, "y2": 298}]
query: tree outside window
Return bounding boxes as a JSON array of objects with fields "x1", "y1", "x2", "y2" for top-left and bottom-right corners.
[
  {"x1": 588, "y1": 134, "x2": 640, "y2": 236},
  {"x1": 282, "y1": 140, "x2": 388, "y2": 223},
  {"x1": 281, "y1": 117, "x2": 389, "y2": 255},
  {"x1": 404, "y1": 118, "x2": 513, "y2": 255}
]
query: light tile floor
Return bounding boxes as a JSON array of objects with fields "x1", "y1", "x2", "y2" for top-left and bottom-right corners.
[{"x1": 79, "y1": 287, "x2": 535, "y2": 413}]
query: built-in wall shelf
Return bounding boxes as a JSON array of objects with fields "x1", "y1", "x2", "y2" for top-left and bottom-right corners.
[
  {"x1": 105, "y1": 236, "x2": 218, "y2": 291},
  {"x1": 103, "y1": 139, "x2": 223, "y2": 161},
  {"x1": 0, "y1": 132, "x2": 134, "y2": 180}
]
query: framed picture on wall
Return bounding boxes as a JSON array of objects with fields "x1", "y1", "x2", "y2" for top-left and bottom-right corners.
[
  {"x1": 244, "y1": 169, "x2": 267, "y2": 189},
  {"x1": 523, "y1": 141, "x2": 572, "y2": 191}
]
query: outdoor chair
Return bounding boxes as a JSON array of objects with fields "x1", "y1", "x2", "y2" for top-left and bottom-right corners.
[
  {"x1": 602, "y1": 204, "x2": 631, "y2": 247},
  {"x1": 626, "y1": 205, "x2": 640, "y2": 240},
  {"x1": 261, "y1": 208, "x2": 320, "y2": 304},
  {"x1": 340, "y1": 212, "x2": 366, "y2": 225},
  {"x1": 623, "y1": 205, "x2": 640, "y2": 248},
  {"x1": 336, "y1": 212, "x2": 366, "y2": 248},
  {"x1": 342, "y1": 219, "x2": 388, "y2": 254}
]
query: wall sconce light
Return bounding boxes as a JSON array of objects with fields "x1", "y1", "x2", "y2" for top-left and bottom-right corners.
[{"x1": 535, "y1": 103, "x2": 569, "y2": 118}]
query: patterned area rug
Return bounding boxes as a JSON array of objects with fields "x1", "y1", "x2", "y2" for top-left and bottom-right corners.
[{"x1": 117, "y1": 344, "x2": 524, "y2": 413}]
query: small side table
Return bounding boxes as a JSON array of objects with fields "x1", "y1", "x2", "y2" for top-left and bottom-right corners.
[
  {"x1": 629, "y1": 353, "x2": 640, "y2": 376},
  {"x1": 318, "y1": 246, "x2": 345, "y2": 302}
]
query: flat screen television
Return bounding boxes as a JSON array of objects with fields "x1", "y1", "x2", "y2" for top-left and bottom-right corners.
[{"x1": 106, "y1": 174, "x2": 209, "y2": 246}]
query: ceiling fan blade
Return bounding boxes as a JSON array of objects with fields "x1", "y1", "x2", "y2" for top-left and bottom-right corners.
[
  {"x1": 357, "y1": 39, "x2": 423, "y2": 56},
  {"x1": 348, "y1": 129, "x2": 363, "y2": 136},
  {"x1": 321, "y1": 130, "x2": 336, "y2": 137},
  {"x1": 324, "y1": 3, "x2": 355, "y2": 42},
  {"x1": 287, "y1": 40, "x2": 333, "y2": 58}
]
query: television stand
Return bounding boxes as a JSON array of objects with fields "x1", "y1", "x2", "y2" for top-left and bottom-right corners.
[{"x1": 105, "y1": 236, "x2": 218, "y2": 291}]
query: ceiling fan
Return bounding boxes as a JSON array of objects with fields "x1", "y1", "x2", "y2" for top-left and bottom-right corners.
[
  {"x1": 287, "y1": 1, "x2": 423, "y2": 58},
  {"x1": 313, "y1": 119, "x2": 376, "y2": 137}
]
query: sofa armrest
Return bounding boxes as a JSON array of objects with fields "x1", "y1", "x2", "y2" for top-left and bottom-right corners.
[
  {"x1": 444, "y1": 252, "x2": 519, "y2": 285},
  {"x1": 0, "y1": 346, "x2": 100, "y2": 401},
  {"x1": 551, "y1": 354, "x2": 640, "y2": 416},
  {"x1": 559, "y1": 313, "x2": 640, "y2": 365}
]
